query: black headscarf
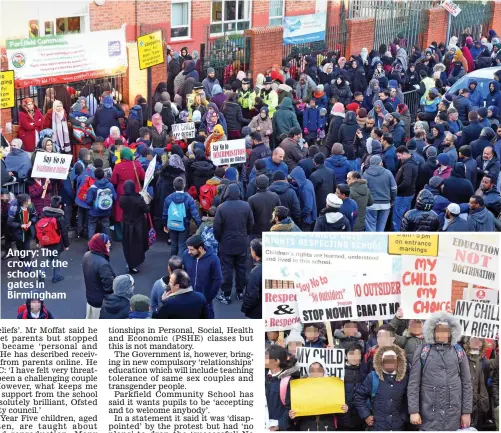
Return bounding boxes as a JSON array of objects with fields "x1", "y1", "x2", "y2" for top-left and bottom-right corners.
[
  {"x1": 123, "y1": 180, "x2": 138, "y2": 196},
  {"x1": 451, "y1": 162, "x2": 466, "y2": 179}
]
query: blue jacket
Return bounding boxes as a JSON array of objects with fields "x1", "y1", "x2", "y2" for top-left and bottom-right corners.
[
  {"x1": 467, "y1": 80, "x2": 484, "y2": 109},
  {"x1": 249, "y1": 157, "x2": 288, "y2": 182},
  {"x1": 392, "y1": 121, "x2": 406, "y2": 148},
  {"x1": 340, "y1": 198, "x2": 358, "y2": 230},
  {"x1": 60, "y1": 176, "x2": 75, "y2": 206},
  {"x1": 313, "y1": 93, "x2": 328, "y2": 110},
  {"x1": 163, "y1": 191, "x2": 201, "y2": 230},
  {"x1": 182, "y1": 247, "x2": 222, "y2": 305},
  {"x1": 424, "y1": 184, "x2": 450, "y2": 228},
  {"x1": 85, "y1": 178, "x2": 117, "y2": 217},
  {"x1": 93, "y1": 105, "x2": 124, "y2": 139},
  {"x1": 303, "y1": 107, "x2": 319, "y2": 136},
  {"x1": 265, "y1": 371, "x2": 294, "y2": 431},
  {"x1": 70, "y1": 159, "x2": 85, "y2": 182},
  {"x1": 445, "y1": 216, "x2": 469, "y2": 231},
  {"x1": 75, "y1": 167, "x2": 95, "y2": 209},
  {"x1": 325, "y1": 154, "x2": 351, "y2": 184},
  {"x1": 290, "y1": 166, "x2": 317, "y2": 224},
  {"x1": 486, "y1": 81, "x2": 501, "y2": 111},
  {"x1": 382, "y1": 145, "x2": 397, "y2": 175}
]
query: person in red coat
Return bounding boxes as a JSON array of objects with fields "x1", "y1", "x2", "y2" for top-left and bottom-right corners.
[
  {"x1": 461, "y1": 46, "x2": 475, "y2": 74},
  {"x1": 18, "y1": 98, "x2": 44, "y2": 154},
  {"x1": 28, "y1": 178, "x2": 53, "y2": 217},
  {"x1": 110, "y1": 148, "x2": 145, "y2": 241}
]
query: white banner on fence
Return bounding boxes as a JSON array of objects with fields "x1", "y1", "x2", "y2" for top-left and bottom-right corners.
[
  {"x1": 296, "y1": 347, "x2": 345, "y2": 379},
  {"x1": 31, "y1": 152, "x2": 73, "y2": 180},
  {"x1": 172, "y1": 122, "x2": 195, "y2": 140},
  {"x1": 210, "y1": 139, "x2": 246, "y2": 166},
  {"x1": 264, "y1": 289, "x2": 301, "y2": 331},
  {"x1": 454, "y1": 300, "x2": 499, "y2": 340}
]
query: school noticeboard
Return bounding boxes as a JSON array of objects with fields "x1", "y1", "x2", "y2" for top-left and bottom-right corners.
[
  {"x1": 264, "y1": 289, "x2": 301, "y2": 331},
  {"x1": 283, "y1": 12, "x2": 327, "y2": 45},
  {"x1": 210, "y1": 139, "x2": 246, "y2": 167},
  {"x1": 296, "y1": 347, "x2": 345, "y2": 379},
  {"x1": 171, "y1": 122, "x2": 195, "y2": 140},
  {"x1": 0, "y1": 70, "x2": 15, "y2": 109},
  {"x1": 137, "y1": 30, "x2": 165, "y2": 70},
  {"x1": 6, "y1": 29, "x2": 127, "y2": 88},
  {"x1": 388, "y1": 234, "x2": 439, "y2": 257},
  {"x1": 31, "y1": 152, "x2": 73, "y2": 180},
  {"x1": 454, "y1": 300, "x2": 499, "y2": 340},
  {"x1": 291, "y1": 377, "x2": 345, "y2": 417}
]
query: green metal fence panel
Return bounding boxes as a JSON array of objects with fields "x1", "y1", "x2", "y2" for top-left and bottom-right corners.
[{"x1": 447, "y1": 1, "x2": 494, "y2": 44}]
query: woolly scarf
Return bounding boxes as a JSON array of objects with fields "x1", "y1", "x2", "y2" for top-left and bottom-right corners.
[{"x1": 52, "y1": 109, "x2": 70, "y2": 150}]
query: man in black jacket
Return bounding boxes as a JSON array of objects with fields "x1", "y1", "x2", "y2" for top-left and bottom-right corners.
[
  {"x1": 268, "y1": 171, "x2": 301, "y2": 224},
  {"x1": 214, "y1": 184, "x2": 254, "y2": 305},
  {"x1": 459, "y1": 111, "x2": 483, "y2": 149},
  {"x1": 248, "y1": 132, "x2": 271, "y2": 175},
  {"x1": 310, "y1": 153, "x2": 335, "y2": 216},
  {"x1": 393, "y1": 146, "x2": 419, "y2": 231},
  {"x1": 475, "y1": 146, "x2": 500, "y2": 188},
  {"x1": 452, "y1": 88, "x2": 472, "y2": 124},
  {"x1": 479, "y1": 174, "x2": 501, "y2": 218},
  {"x1": 248, "y1": 175, "x2": 280, "y2": 236},
  {"x1": 241, "y1": 238, "x2": 262, "y2": 319}
]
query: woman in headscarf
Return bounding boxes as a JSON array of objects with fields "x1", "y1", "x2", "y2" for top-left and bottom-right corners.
[
  {"x1": 149, "y1": 114, "x2": 169, "y2": 148},
  {"x1": 199, "y1": 103, "x2": 228, "y2": 136},
  {"x1": 452, "y1": 49, "x2": 469, "y2": 73},
  {"x1": 319, "y1": 63, "x2": 335, "y2": 85},
  {"x1": 126, "y1": 104, "x2": 143, "y2": 145},
  {"x1": 50, "y1": 100, "x2": 71, "y2": 153},
  {"x1": 53, "y1": 84, "x2": 72, "y2": 116},
  {"x1": 177, "y1": 77, "x2": 196, "y2": 109},
  {"x1": 349, "y1": 59, "x2": 368, "y2": 93},
  {"x1": 204, "y1": 124, "x2": 227, "y2": 158},
  {"x1": 461, "y1": 44, "x2": 475, "y2": 73},
  {"x1": 359, "y1": 47, "x2": 369, "y2": 70},
  {"x1": 152, "y1": 82, "x2": 168, "y2": 109},
  {"x1": 119, "y1": 180, "x2": 150, "y2": 273},
  {"x1": 167, "y1": 52, "x2": 182, "y2": 99},
  {"x1": 17, "y1": 98, "x2": 44, "y2": 154},
  {"x1": 370, "y1": 57, "x2": 385, "y2": 80},
  {"x1": 104, "y1": 126, "x2": 127, "y2": 149},
  {"x1": 362, "y1": 79, "x2": 380, "y2": 112},
  {"x1": 447, "y1": 61, "x2": 466, "y2": 86},
  {"x1": 395, "y1": 47, "x2": 408, "y2": 72},
  {"x1": 330, "y1": 76, "x2": 353, "y2": 106},
  {"x1": 254, "y1": 73, "x2": 265, "y2": 91},
  {"x1": 111, "y1": 148, "x2": 145, "y2": 241},
  {"x1": 368, "y1": 100, "x2": 388, "y2": 128},
  {"x1": 222, "y1": 92, "x2": 250, "y2": 139},
  {"x1": 410, "y1": 45, "x2": 422, "y2": 64},
  {"x1": 31, "y1": 137, "x2": 56, "y2": 166},
  {"x1": 83, "y1": 233, "x2": 115, "y2": 319}
]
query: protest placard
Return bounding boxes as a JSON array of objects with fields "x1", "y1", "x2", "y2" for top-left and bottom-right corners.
[
  {"x1": 291, "y1": 377, "x2": 345, "y2": 416},
  {"x1": 296, "y1": 272, "x2": 355, "y2": 323},
  {"x1": 264, "y1": 289, "x2": 300, "y2": 331},
  {"x1": 353, "y1": 276, "x2": 401, "y2": 320},
  {"x1": 454, "y1": 300, "x2": 499, "y2": 340},
  {"x1": 400, "y1": 256, "x2": 453, "y2": 319},
  {"x1": 171, "y1": 122, "x2": 195, "y2": 140},
  {"x1": 388, "y1": 234, "x2": 439, "y2": 256},
  {"x1": 462, "y1": 285, "x2": 499, "y2": 304},
  {"x1": 142, "y1": 155, "x2": 157, "y2": 192},
  {"x1": 210, "y1": 139, "x2": 246, "y2": 166},
  {"x1": 296, "y1": 347, "x2": 345, "y2": 379},
  {"x1": 31, "y1": 152, "x2": 73, "y2": 180}
]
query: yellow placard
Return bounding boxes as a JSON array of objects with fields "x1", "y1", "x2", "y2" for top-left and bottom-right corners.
[
  {"x1": 1, "y1": 70, "x2": 15, "y2": 109},
  {"x1": 137, "y1": 31, "x2": 165, "y2": 70},
  {"x1": 291, "y1": 377, "x2": 345, "y2": 416},
  {"x1": 388, "y1": 234, "x2": 439, "y2": 257}
]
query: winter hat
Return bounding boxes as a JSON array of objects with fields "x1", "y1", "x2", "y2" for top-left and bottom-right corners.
[
  {"x1": 315, "y1": 84, "x2": 324, "y2": 92},
  {"x1": 326, "y1": 193, "x2": 342, "y2": 208},
  {"x1": 174, "y1": 94, "x2": 183, "y2": 106},
  {"x1": 103, "y1": 95, "x2": 113, "y2": 109},
  {"x1": 130, "y1": 294, "x2": 150, "y2": 312},
  {"x1": 207, "y1": 67, "x2": 215, "y2": 74},
  {"x1": 260, "y1": 105, "x2": 269, "y2": 115},
  {"x1": 331, "y1": 142, "x2": 344, "y2": 155},
  {"x1": 406, "y1": 140, "x2": 417, "y2": 151},
  {"x1": 447, "y1": 203, "x2": 461, "y2": 216},
  {"x1": 370, "y1": 155, "x2": 382, "y2": 166},
  {"x1": 256, "y1": 174, "x2": 270, "y2": 190},
  {"x1": 314, "y1": 153, "x2": 325, "y2": 164},
  {"x1": 426, "y1": 146, "x2": 438, "y2": 158},
  {"x1": 357, "y1": 108, "x2": 368, "y2": 118},
  {"x1": 72, "y1": 101, "x2": 83, "y2": 113},
  {"x1": 319, "y1": 107, "x2": 327, "y2": 116},
  {"x1": 466, "y1": 36, "x2": 473, "y2": 45},
  {"x1": 135, "y1": 144, "x2": 146, "y2": 157},
  {"x1": 241, "y1": 126, "x2": 252, "y2": 136},
  {"x1": 391, "y1": 111, "x2": 401, "y2": 120},
  {"x1": 388, "y1": 80, "x2": 398, "y2": 89},
  {"x1": 154, "y1": 102, "x2": 163, "y2": 114},
  {"x1": 255, "y1": 159, "x2": 267, "y2": 171},
  {"x1": 224, "y1": 167, "x2": 238, "y2": 181},
  {"x1": 161, "y1": 91, "x2": 171, "y2": 102},
  {"x1": 285, "y1": 329, "x2": 305, "y2": 346},
  {"x1": 429, "y1": 176, "x2": 443, "y2": 189},
  {"x1": 273, "y1": 170, "x2": 286, "y2": 181},
  {"x1": 333, "y1": 102, "x2": 345, "y2": 114},
  {"x1": 371, "y1": 139, "x2": 382, "y2": 154},
  {"x1": 459, "y1": 145, "x2": 471, "y2": 157},
  {"x1": 428, "y1": 88, "x2": 439, "y2": 98},
  {"x1": 346, "y1": 102, "x2": 360, "y2": 113},
  {"x1": 477, "y1": 107, "x2": 488, "y2": 119},
  {"x1": 289, "y1": 126, "x2": 302, "y2": 136},
  {"x1": 192, "y1": 110, "x2": 202, "y2": 122},
  {"x1": 437, "y1": 153, "x2": 450, "y2": 166},
  {"x1": 113, "y1": 275, "x2": 135, "y2": 299}
]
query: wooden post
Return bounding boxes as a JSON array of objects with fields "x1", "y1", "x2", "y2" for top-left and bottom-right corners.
[
  {"x1": 278, "y1": 331, "x2": 285, "y2": 348},
  {"x1": 41, "y1": 178, "x2": 50, "y2": 199},
  {"x1": 324, "y1": 321, "x2": 334, "y2": 347}
]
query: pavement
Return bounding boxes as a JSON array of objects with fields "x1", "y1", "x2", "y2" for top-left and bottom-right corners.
[{"x1": 1, "y1": 234, "x2": 246, "y2": 319}]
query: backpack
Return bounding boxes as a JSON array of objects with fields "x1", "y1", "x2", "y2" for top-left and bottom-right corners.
[
  {"x1": 420, "y1": 343, "x2": 466, "y2": 372},
  {"x1": 17, "y1": 303, "x2": 50, "y2": 319},
  {"x1": 77, "y1": 176, "x2": 95, "y2": 202},
  {"x1": 199, "y1": 183, "x2": 218, "y2": 211},
  {"x1": 35, "y1": 217, "x2": 61, "y2": 246},
  {"x1": 279, "y1": 376, "x2": 291, "y2": 406},
  {"x1": 366, "y1": 370, "x2": 380, "y2": 410},
  {"x1": 201, "y1": 225, "x2": 218, "y2": 255},
  {"x1": 167, "y1": 199, "x2": 187, "y2": 232},
  {"x1": 91, "y1": 186, "x2": 113, "y2": 211}
]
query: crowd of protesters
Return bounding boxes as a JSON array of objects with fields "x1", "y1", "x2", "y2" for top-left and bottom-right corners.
[
  {"x1": 265, "y1": 310, "x2": 499, "y2": 431},
  {"x1": 2, "y1": 31, "x2": 501, "y2": 318}
]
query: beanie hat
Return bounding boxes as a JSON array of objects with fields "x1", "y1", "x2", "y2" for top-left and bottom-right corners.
[
  {"x1": 155, "y1": 102, "x2": 163, "y2": 114},
  {"x1": 314, "y1": 153, "x2": 325, "y2": 164},
  {"x1": 161, "y1": 91, "x2": 171, "y2": 102},
  {"x1": 437, "y1": 153, "x2": 450, "y2": 166},
  {"x1": 224, "y1": 167, "x2": 238, "y2": 181},
  {"x1": 388, "y1": 79, "x2": 398, "y2": 89},
  {"x1": 113, "y1": 275, "x2": 134, "y2": 299},
  {"x1": 370, "y1": 155, "x2": 382, "y2": 166},
  {"x1": 130, "y1": 294, "x2": 150, "y2": 312},
  {"x1": 173, "y1": 176, "x2": 185, "y2": 190},
  {"x1": 429, "y1": 176, "x2": 443, "y2": 188},
  {"x1": 255, "y1": 159, "x2": 266, "y2": 170},
  {"x1": 391, "y1": 111, "x2": 401, "y2": 120},
  {"x1": 273, "y1": 170, "x2": 286, "y2": 181},
  {"x1": 371, "y1": 139, "x2": 382, "y2": 154},
  {"x1": 357, "y1": 108, "x2": 368, "y2": 118},
  {"x1": 447, "y1": 203, "x2": 461, "y2": 215},
  {"x1": 459, "y1": 145, "x2": 471, "y2": 157},
  {"x1": 289, "y1": 126, "x2": 302, "y2": 136},
  {"x1": 207, "y1": 67, "x2": 215, "y2": 74},
  {"x1": 326, "y1": 193, "x2": 342, "y2": 208},
  {"x1": 285, "y1": 329, "x2": 305, "y2": 346},
  {"x1": 333, "y1": 102, "x2": 345, "y2": 114},
  {"x1": 429, "y1": 88, "x2": 439, "y2": 97},
  {"x1": 256, "y1": 174, "x2": 270, "y2": 190},
  {"x1": 332, "y1": 142, "x2": 344, "y2": 155},
  {"x1": 315, "y1": 84, "x2": 324, "y2": 92},
  {"x1": 346, "y1": 102, "x2": 360, "y2": 113},
  {"x1": 192, "y1": 110, "x2": 202, "y2": 122},
  {"x1": 241, "y1": 126, "x2": 252, "y2": 136},
  {"x1": 426, "y1": 146, "x2": 438, "y2": 158}
]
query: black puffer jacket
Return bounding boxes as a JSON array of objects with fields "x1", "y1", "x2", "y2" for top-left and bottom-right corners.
[
  {"x1": 187, "y1": 158, "x2": 215, "y2": 193},
  {"x1": 268, "y1": 181, "x2": 301, "y2": 224},
  {"x1": 401, "y1": 189, "x2": 440, "y2": 232},
  {"x1": 153, "y1": 165, "x2": 186, "y2": 225},
  {"x1": 338, "y1": 364, "x2": 364, "y2": 430},
  {"x1": 329, "y1": 78, "x2": 353, "y2": 105},
  {"x1": 338, "y1": 111, "x2": 360, "y2": 160},
  {"x1": 82, "y1": 251, "x2": 116, "y2": 308},
  {"x1": 99, "y1": 294, "x2": 130, "y2": 319},
  {"x1": 222, "y1": 101, "x2": 250, "y2": 131},
  {"x1": 325, "y1": 115, "x2": 345, "y2": 149}
]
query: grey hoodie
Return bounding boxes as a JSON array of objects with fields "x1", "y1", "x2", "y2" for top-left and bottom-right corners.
[{"x1": 362, "y1": 164, "x2": 397, "y2": 206}]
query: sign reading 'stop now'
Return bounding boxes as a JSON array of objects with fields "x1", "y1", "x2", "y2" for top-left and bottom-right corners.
[{"x1": 6, "y1": 29, "x2": 127, "y2": 88}]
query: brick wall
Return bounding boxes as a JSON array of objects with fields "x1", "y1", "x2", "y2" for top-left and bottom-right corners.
[
  {"x1": 489, "y1": 0, "x2": 501, "y2": 38},
  {"x1": 422, "y1": 7, "x2": 448, "y2": 51},
  {"x1": 346, "y1": 18, "x2": 374, "y2": 57},
  {"x1": 327, "y1": 1, "x2": 343, "y2": 27},
  {"x1": 253, "y1": 0, "x2": 271, "y2": 28},
  {"x1": 451, "y1": 281, "x2": 468, "y2": 311},
  {"x1": 285, "y1": 0, "x2": 316, "y2": 16},
  {"x1": 245, "y1": 27, "x2": 283, "y2": 78},
  {"x1": 89, "y1": 1, "x2": 136, "y2": 35}
]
